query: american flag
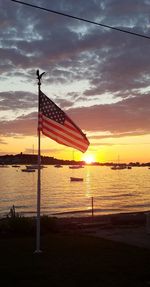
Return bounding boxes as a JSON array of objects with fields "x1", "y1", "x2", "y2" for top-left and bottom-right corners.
[{"x1": 39, "y1": 91, "x2": 89, "y2": 153}]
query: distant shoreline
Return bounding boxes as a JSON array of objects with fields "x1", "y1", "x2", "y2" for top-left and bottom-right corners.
[{"x1": 0, "y1": 153, "x2": 150, "y2": 166}]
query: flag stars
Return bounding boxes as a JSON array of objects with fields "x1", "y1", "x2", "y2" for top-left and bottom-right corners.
[{"x1": 40, "y1": 92, "x2": 65, "y2": 125}]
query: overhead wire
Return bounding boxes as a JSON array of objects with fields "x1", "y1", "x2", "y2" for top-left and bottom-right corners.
[{"x1": 10, "y1": 0, "x2": 150, "y2": 40}]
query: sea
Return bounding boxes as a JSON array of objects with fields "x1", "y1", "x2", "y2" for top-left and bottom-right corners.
[{"x1": 0, "y1": 165, "x2": 150, "y2": 218}]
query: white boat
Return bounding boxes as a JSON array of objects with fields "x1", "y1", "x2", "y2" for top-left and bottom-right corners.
[{"x1": 70, "y1": 177, "x2": 83, "y2": 182}]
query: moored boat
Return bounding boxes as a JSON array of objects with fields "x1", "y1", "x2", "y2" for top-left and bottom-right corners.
[
  {"x1": 111, "y1": 164, "x2": 127, "y2": 170},
  {"x1": 54, "y1": 164, "x2": 63, "y2": 168},
  {"x1": 21, "y1": 168, "x2": 35, "y2": 172},
  {"x1": 69, "y1": 165, "x2": 84, "y2": 169},
  {"x1": 26, "y1": 164, "x2": 44, "y2": 170},
  {"x1": 70, "y1": 177, "x2": 83, "y2": 182},
  {"x1": 12, "y1": 165, "x2": 20, "y2": 168}
]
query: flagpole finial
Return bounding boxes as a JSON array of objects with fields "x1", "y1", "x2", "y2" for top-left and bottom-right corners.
[{"x1": 36, "y1": 70, "x2": 45, "y2": 86}]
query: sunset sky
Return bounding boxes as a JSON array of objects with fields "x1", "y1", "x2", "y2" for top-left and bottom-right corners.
[{"x1": 1, "y1": 0, "x2": 150, "y2": 163}]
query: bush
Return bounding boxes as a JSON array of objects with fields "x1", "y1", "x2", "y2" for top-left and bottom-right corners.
[{"x1": 0, "y1": 215, "x2": 59, "y2": 237}]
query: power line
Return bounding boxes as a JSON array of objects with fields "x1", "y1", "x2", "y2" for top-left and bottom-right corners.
[{"x1": 11, "y1": 0, "x2": 150, "y2": 40}]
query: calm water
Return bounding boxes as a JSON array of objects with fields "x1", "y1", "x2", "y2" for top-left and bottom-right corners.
[{"x1": 0, "y1": 165, "x2": 150, "y2": 217}]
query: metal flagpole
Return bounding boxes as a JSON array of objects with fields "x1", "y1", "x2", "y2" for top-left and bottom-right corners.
[{"x1": 35, "y1": 69, "x2": 45, "y2": 253}]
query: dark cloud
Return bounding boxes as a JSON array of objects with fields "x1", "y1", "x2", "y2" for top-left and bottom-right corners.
[
  {"x1": 1, "y1": 1, "x2": 150, "y2": 90},
  {"x1": 0, "y1": 91, "x2": 37, "y2": 111},
  {"x1": 55, "y1": 98, "x2": 74, "y2": 109},
  {"x1": 0, "y1": 112, "x2": 37, "y2": 136},
  {"x1": 67, "y1": 93, "x2": 150, "y2": 134}
]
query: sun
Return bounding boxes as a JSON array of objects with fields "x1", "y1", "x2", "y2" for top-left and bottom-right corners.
[{"x1": 82, "y1": 154, "x2": 95, "y2": 164}]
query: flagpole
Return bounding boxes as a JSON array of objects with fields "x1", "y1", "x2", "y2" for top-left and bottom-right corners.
[{"x1": 35, "y1": 69, "x2": 45, "y2": 253}]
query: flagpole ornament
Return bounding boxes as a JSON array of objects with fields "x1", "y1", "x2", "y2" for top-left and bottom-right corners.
[{"x1": 36, "y1": 69, "x2": 45, "y2": 86}]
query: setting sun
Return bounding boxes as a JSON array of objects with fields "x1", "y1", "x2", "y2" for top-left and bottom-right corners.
[{"x1": 82, "y1": 154, "x2": 95, "y2": 164}]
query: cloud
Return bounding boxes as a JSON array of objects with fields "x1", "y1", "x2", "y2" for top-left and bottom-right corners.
[
  {"x1": 0, "y1": 139, "x2": 7, "y2": 145},
  {"x1": 25, "y1": 148, "x2": 63, "y2": 154},
  {"x1": 67, "y1": 93, "x2": 150, "y2": 135},
  {"x1": 0, "y1": 112, "x2": 37, "y2": 136},
  {"x1": 1, "y1": 0, "x2": 150, "y2": 144},
  {"x1": 88, "y1": 131, "x2": 150, "y2": 140},
  {"x1": 0, "y1": 93, "x2": 150, "y2": 139},
  {"x1": 0, "y1": 91, "x2": 37, "y2": 111},
  {"x1": 54, "y1": 98, "x2": 74, "y2": 109},
  {"x1": 1, "y1": 0, "x2": 150, "y2": 99}
]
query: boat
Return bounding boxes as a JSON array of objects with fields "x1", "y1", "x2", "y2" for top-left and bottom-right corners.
[
  {"x1": 111, "y1": 154, "x2": 128, "y2": 170},
  {"x1": 12, "y1": 165, "x2": 20, "y2": 168},
  {"x1": 70, "y1": 177, "x2": 83, "y2": 182},
  {"x1": 127, "y1": 166, "x2": 132, "y2": 169},
  {"x1": 26, "y1": 164, "x2": 44, "y2": 170},
  {"x1": 69, "y1": 165, "x2": 83, "y2": 169},
  {"x1": 54, "y1": 164, "x2": 63, "y2": 168},
  {"x1": 21, "y1": 168, "x2": 35, "y2": 172},
  {"x1": 111, "y1": 164, "x2": 127, "y2": 170}
]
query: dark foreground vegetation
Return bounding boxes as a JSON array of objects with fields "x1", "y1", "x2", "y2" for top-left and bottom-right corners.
[{"x1": 0, "y1": 215, "x2": 150, "y2": 286}]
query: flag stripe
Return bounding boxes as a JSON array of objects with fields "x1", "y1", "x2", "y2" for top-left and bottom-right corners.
[
  {"x1": 39, "y1": 114, "x2": 88, "y2": 143},
  {"x1": 64, "y1": 115, "x2": 87, "y2": 137},
  {"x1": 40, "y1": 126, "x2": 87, "y2": 152},
  {"x1": 40, "y1": 122, "x2": 88, "y2": 150},
  {"x1": 39, "y1": 117, "x2": 88, "y2": 152}
]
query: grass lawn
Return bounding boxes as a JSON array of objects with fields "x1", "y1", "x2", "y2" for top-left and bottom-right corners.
[{"x1": 0, "y1": 232, "x2": 150, "y2": 287}]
